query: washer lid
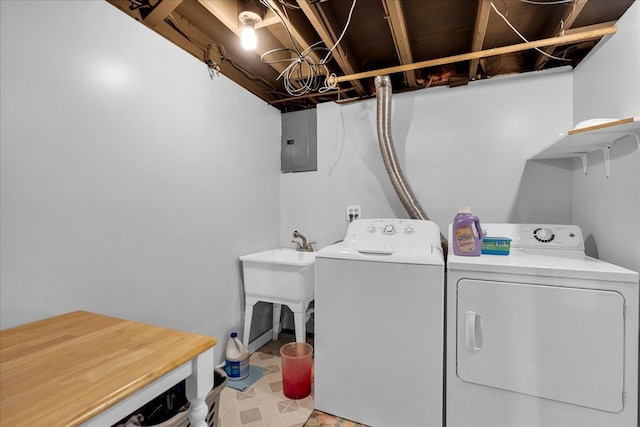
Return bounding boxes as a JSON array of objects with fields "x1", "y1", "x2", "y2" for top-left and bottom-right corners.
[
  {"x1": 317, "y1": 241, "x2": 444, "y2": 265},
  {"x1": 448, "y1": 248, "x2": 638, "y2": 283}
]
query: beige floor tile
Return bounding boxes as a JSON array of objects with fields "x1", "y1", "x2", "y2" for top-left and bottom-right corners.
[
  {"x1": 240, "y1": 420, "x2": 269, "y2": 427},
  {"x1": 239, "y1": 407, "x2": 262, "y2": 424},
  {"x1": 257, "y1": 400, "x2": 282, "y2": 426},
  {"x1": 220, "y1": 406, "x2": 242, "y2": 427},
  {"x1": 294, "y1": 394, "x2": 315, "y2": 411},
  {"x1": 220, "y1": 332, "x2": 315, "y2": 427},
  {"x1": 265, "y1": 417, "x2": 286, "y2": 427},
  {"x1": 279, "y1": 407, "x2": 313, "y2": 427}
]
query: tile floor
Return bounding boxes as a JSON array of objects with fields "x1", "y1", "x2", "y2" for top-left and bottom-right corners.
[{"x1": 218, "y1": 332, "x2": 315, "y2": 427}]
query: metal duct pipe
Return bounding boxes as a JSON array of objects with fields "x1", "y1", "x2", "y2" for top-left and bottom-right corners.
[{"x1": 374, "y1": 75, "x2": 448, "y2": 251}]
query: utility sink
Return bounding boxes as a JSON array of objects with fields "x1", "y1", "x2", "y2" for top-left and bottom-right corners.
[
  {"x1": 239, "y1": 249, "x2": 315, "y2": 346},
  {"x1": 240, "y1": 249, "x2": 315, "y2": 303}
]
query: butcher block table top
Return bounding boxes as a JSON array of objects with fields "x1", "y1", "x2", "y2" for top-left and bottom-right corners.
[{"x1": 0, "y1": 311, "x2": 216, "y2": 427}]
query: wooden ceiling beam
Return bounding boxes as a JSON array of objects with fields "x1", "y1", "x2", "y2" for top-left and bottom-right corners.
[
  {"x1": 106, "y1": 0, "x2": 182, "y2": 27},
  {"x1": 534, "y1": 0, "x2": 588, "y2": 70},
  {"x1": 264, "y1": 0, "x2": 362, "y2": 99},
  {"x1": 335, "y1": 25, "x2": 616, "y2": 84},
  {"x1": 296, "y1": 0, "x2": 367, "y2": 97},
  {"x1": 469, "y1": 0, "x2": 492, "y2": 79},
  {"x1": 270, "y1": 87, "x2": 357, "y2": 104},
  {"x1": 197, "y1": 0, "x2": 316, "y2": 99},
  {"x1": 193, "y1": 0, "x2": 280, "y2": 29},
  {"x1": 158, "y1": 15, "x2": 275, "y2": 103},
  {"x1": 107, "y1": 1, "x2": 276, "y2": 103},
  {"x1": 381, "y1": 0, "x2": 416, "y2": 88},
  {"x1": 263, "y1": 0, "x2": 319, "y2": 60},
  {"x1": 143, "y1": 0, "x2": 184, "y2": 29},
  {"x1": 196, "y1": 0, "x2": 238, "y2": 35}
]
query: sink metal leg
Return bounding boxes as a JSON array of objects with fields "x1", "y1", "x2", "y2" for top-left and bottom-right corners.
[
  {"x1": 293, "y1": 309, "x2": 306, "y2": 343},
  {"x1": 243, "y1": 303, "x2": 254, "y2": 347},
  {"x1": 273, "y1": 303, "x2": 282, "y2": 340}
]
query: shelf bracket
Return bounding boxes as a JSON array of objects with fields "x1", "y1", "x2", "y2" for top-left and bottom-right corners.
[
  {"x1": 630, "y1": 132, "x2": 640, "y2": 151},
  {"x1": 590, "y1": 145, "x2": 611, "y2": 178},
  {"x1": 610, "y1": 131, "x2": 640, "y2": 151},
  {"x1": 578, "y1": 153, "x2": 588, "y2": 175}
]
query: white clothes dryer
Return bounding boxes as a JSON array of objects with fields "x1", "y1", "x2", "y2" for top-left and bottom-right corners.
[
  {"x1": 446, "y1": 223, "x2": 639, "y2": 427},
  {"x1": 315, "y1": 219, "x2": 445, "y2": 427}
]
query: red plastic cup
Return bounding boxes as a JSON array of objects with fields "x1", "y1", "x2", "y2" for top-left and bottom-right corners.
[{"x1": 280, "y1": 342, "x2": 313, "y2": 399}]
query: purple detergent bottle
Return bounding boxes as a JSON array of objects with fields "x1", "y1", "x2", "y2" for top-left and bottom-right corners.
[{"x1": 452, "y1": 206, "x2": 482, "y2": 256}]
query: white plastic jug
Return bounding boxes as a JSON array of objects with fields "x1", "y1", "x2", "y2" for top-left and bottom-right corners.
[{"x1": 225, "y1": 332, "x2": 249, "y2": 381}]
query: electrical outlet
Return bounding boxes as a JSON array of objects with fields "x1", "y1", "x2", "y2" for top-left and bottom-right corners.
[{"x1": 346, "y1": 205, "x2": 361, "y2": 222}]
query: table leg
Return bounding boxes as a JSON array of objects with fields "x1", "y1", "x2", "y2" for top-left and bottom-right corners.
[{"x1": 186, "y1": 348, "x2": 214, "y2": 427}]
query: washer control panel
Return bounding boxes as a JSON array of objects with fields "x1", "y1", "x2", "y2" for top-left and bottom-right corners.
[
  {"x1": 366, "y1": 223, "x2": 417, "y2": 235},
  {"x1": 345, "y1": 218, "x2": 441, "y2": 253}
]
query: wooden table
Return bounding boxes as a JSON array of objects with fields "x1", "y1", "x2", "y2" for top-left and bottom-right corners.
[{"x1": 0, "y1": 311, "x2": 217, "y2": 427}]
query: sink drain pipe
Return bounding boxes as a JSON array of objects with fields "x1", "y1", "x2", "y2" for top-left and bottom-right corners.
[{"x1": 374, "y1": 75, "x2": 448, "y2": 253}]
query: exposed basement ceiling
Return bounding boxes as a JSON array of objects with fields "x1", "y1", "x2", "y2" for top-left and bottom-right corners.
[{"x1": 107, "y1": 0, "x2": 635, "y2": 112}]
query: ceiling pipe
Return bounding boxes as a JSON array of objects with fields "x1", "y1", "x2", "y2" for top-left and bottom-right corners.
[{"x1": 374, "y1": 75, "x2": 448, "y2": 253}]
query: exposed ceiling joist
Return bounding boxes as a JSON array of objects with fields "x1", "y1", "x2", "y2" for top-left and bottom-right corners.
[
  {"x1": 139, "y1": 0, "x2": 183, "y2": 28},
  {"x1": 534, "y1": 0, "x2": 589, "y2": 70},
  {"x1": 156, "y1": 14, "x2": 275, "y2": 103},
  {"x1": 197, "y1": 0, "x2": 314, "y2": 100},
  {"x1": 262, "y1": 0, "x2": 320, "y2": 63},
  {"x1": 194, "y1": 0, "x2": 277, "y2": 31},
  {"x1": 106, "y1": 0, "x2": 634, "y2": 112},
  {"x1": 296, "y1": 0, "x2": 366, "y2": 97},
  {"x1": 381, "y1": 0, "x2": 415, "y2": 88},
  {"x1": 335, "y1": 25, "x2": 616, "y2": 84},
  {"x1": 262, "y1": 0, "x2": 327, "y2": 92},
  {"x1": 270, "y1": 87, "x2": 357, "y2": 104},
  {"x1": 469, "y1": 0, "x2": 492, "y2": 79}
]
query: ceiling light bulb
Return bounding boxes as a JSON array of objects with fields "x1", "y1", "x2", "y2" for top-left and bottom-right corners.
[{"x1": 240, "y1": 22, "x2": 257, "y2": 50}]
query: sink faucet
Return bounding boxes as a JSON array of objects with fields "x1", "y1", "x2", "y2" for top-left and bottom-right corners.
[{"x1": 292, "y1": 230, "x2": 315, "y2": 252}]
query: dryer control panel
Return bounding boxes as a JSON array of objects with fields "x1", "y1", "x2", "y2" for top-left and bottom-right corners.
[{"x1": 480, "y1": 224, "x2": 584, "y2": 251}]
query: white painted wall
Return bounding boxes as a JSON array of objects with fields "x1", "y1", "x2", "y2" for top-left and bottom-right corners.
[
  {"x1": 572, "y1": 1, "x2": 640, "y2": 273},
  {"x1": 280, "y1": 70, "x2": 574, "y2": 249},
  {"x1": 0, "y1": 1, "x2": 281, "y2": 362},
  {"x1": 3, "y1": 0, "x2": 636, "y2": 358}
]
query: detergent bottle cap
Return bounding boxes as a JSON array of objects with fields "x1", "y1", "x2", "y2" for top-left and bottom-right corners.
[
  {"x1": 458, "y1": 206, "x2": 472, "y2": 214},
  {"x1": 230, "y1": 332, "x2": 238, "y2": 338}
]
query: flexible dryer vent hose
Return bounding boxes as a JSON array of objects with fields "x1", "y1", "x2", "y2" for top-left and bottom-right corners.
[{"x1": 374, "y1": 75, "x2": 448, "y2": 253}]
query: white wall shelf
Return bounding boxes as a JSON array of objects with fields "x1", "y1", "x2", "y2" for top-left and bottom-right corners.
[{"x1": 530, "y1": 117, "x2": 640, "y2": 178}]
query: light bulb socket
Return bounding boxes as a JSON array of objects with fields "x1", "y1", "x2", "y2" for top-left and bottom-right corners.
[
  {"x1": 238, "y1": 0, "x2": 264, "y2": 50},
  {"x1": 238, "y1": 0, "x2": 264, "y2": 26},
  {"x1": 238, "y1": 10, "x2": 262, "y2": 26}
]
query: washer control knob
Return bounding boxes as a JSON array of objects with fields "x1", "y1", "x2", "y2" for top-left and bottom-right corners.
[
  {"x1": 383, "y1": 224, "x2": 395, "y2": 234},
  {"x1": 534, "y1": 227, "x2": 555, "y2": 243},
  {"x1": 367, "y1": 225, "x2": 376, "y2": 233},
  {"x1": 404, "y1": 226, "x2": 414, "y2": 234}
]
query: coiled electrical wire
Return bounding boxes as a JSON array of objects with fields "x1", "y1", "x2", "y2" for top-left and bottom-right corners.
[{"x1": 259, "y1": 0, "x2": 356, "y2": 95}]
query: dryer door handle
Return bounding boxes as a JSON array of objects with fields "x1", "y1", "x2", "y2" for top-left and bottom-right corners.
[{"x1": 464, "y1": 311, "x2": 483, "y2": 352}]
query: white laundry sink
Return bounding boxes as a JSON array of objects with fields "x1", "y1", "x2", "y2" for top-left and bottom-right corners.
[
  {"x1": 239, "y1": 249, "x2": 315, "y2": 304},
  {"x1": 239, "y1": 248, "x2": 316, "y2": 346}
]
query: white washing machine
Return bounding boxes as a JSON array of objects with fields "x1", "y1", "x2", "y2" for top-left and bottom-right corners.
[
  {"x1": 446, "y1": 223, "x2": 639, "y2": 427},
  {"x1": 315, "y1": 219, "x2": 445, "y2": 427}
]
